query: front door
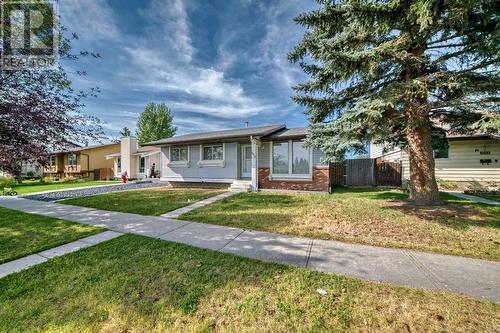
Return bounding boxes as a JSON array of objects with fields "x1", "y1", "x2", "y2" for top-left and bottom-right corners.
[{"x1": 241, "y1": 144, "x2": 252, "y2": 178}]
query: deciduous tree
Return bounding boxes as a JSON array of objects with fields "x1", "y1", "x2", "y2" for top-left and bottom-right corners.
[{"x1": 136, "y1": 103, "x2": 176, "y2": 145}]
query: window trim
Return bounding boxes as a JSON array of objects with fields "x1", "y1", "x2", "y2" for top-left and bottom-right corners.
[
  {"x1": 67, "y1": 153, "x2": 77, "y2": 166},
  {"x1": 116, "y1": 157, "x2": 121, "y2": 174},
  {"x1": 168, "y1": 146, "x2": 190, "y2": 167},
  {"x1": 139, "y1": 156, "x2": 146, "y2": 173},
  {"x1": 198, "y1": 143, "x2": 226, "y2": 167},
  {"x1": 48, "y1": 155, "x2": 56, "y2": 167},
  {"x1": 270, "y1": 140, "x2": 312, "y2": 180}
]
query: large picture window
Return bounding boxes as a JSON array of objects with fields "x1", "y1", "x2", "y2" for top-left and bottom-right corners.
[
  {"x1": 203, "y1": 145, "x2": 223, "y2": 160},
  {"x1": 272, "y1": 140, "x2": 311, "y2": 177},
  {"x1": 68, "y1": 153, "x2": 77, "y2": 166},
  {"x1": 272, "y1": 142, "x2": 289, "y2": 174},
  {"x1": 171, "y1": 147, "x2": 188, "y2": 161},
  {"x1": 292, "y1": 141, "x2": 310, "y2": 174}
]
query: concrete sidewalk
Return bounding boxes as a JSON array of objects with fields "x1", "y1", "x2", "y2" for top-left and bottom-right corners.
[
  {"x1": 446, "y1": 192, "x2": 500, "y2": 206},
  {"x1": 0, "y1": 197, "x2": 498, "y2": 302},
  {"x1": 161, "y1": 190, "x2": 241, "y2": 218},
  {"x1": 0, "y1": 231, "x2": 122, "y2": 278}
]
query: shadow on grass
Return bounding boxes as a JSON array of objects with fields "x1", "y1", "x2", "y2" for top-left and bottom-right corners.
[
  {"x1": 0, "y1": 234, "x2": 354, "y2": 332},
  {"x1": 380, "y1": 195, "x2": 500, "y2": 231}
]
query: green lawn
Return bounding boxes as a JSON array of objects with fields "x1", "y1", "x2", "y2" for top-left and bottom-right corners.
[
  {"x1": 61, "y1": 188, "x2": 225, "y2": 216},
  {"x1": 13, "y1": 180, "x2": 120, "y2": 195},
  {"x1": 468, "y1": 193, "x2": 500, "y2": 203},
  {"x1": 0, "y1": 234, "x2": 496, "y2": 332},
  {"x1": 180, "y1": 189, "x2": 500, "y2": 261},
  {"x1": 0, "y1": 207, "x2": 103, "y2": 264}
]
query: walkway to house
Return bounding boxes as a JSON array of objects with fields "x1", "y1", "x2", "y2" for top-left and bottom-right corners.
[
  {"x1": 21, "y1": 181, "x2": 168, "y2": 202},
  {"x1": 0, "y1": 197, "x2": 498, "y2": 302},
  {"x1": 446, "y1": 191, "x2": 500, "y2": 206},
  {"x1": 161, "y1": 190, "x2": 242, "y2": 218}
]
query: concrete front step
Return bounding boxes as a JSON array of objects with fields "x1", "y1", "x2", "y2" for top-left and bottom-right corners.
[{"x1": 230, "y1": 180, "x2": 252, "y2": 192}]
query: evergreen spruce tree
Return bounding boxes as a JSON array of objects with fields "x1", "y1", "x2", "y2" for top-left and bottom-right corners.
[
  {"x1": 289, "y1": 0, "x2": 499, "y2": 205},
  {"x1": 136, "y1": 103, "x2": 176, "y2": 145}
]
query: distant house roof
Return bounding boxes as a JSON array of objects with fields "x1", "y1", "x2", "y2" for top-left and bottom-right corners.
[
  {"x1": 147, "y1": 124, "x2": 287, "y2": 146},
  {"x1": 446, "y1": 133, "x2": 500, "y2": 140},
  {"x1": 51, "y1": 142, "x2": 120, "y2": 154}
]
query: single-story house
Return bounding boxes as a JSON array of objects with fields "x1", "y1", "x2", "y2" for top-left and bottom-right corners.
[
  {"x1": 146, "y1": 124, "x2": 329, "y2": 192},
  {"x1": 370, "y1": 134, "x2": 500, "y2": 185}
]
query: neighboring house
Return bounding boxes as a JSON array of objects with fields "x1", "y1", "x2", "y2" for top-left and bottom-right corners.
[
  {"x1": 147, "y1": 124, "x2": 328, "y2": 192},
  {"x1": 370, "y1": 134, "x2": 500, "y2": 185},
  {"x1": 105, "y1": 137, "x2": 161, "y2": 179},
  {"x1": 44, "y1": 143, "x2": 120, "y2": 180},
  {"x1": 44, "y1": 137, "x2": 161, "y2": 181}
]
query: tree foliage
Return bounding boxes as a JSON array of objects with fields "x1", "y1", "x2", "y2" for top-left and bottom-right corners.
[
  {"x1": 136, "y1": 103, "x2": 176, "y2": 145},
  {"x1": 289, "y1": 0, "x2": 499, "y2": 203},
  {"x1": 0, "y1": 1, "x2": 103, "y2": 178},
  {"x1": 120, "y1": 127, "x2": 132, "y2": 137}
]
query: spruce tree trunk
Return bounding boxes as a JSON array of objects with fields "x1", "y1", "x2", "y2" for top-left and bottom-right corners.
[{"x1": 405, "y1": 103, "x2": 441, "y2": 205}]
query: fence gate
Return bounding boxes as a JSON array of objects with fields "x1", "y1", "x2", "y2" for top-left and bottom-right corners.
[
  {"x1": 374, "y1": 161, "x2": 402, "y2": 186},
  {"x1": 346, "y1": 159, "x2": 375, "y2": 186},
  {"x1": 329, "y1": 158, "x2": 401, "y2": 190}
]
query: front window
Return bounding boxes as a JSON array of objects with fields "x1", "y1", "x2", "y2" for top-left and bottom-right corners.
[
  {"x1": 272, "y1": 140, "x2": 311, "y2": 176},
  {"x1": 139, "y1": 157, "x2": 145, "y2": 173},
  {"x1": 292, "y1": 141, "x2": 310, "y2": 174},
  {"x1": 433, "y1": 147, "x2": 449, "y2": 159},
  {"x1": 48, "y1": 155, "x2": 56, "y2": 167},
  {"x1": 68, "y1": 153, "x2": 77, "y2": 166},
  {"x1": 116, "y1": 157, "x2": 121, "y2": 173},
  {"x1": 171, "y1": 147, "x2": 188, "y2": 161},
  {"x1": 272, "y1": 142, "x2": 289, "y2": 174},
  {"x1": 203, "y1": 145, "x2": 223, "y2": 160}
]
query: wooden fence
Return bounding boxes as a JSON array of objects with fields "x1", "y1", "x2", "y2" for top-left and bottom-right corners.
[{"x1": 329, "y1": 158, "x2": 401, "y2": 191}]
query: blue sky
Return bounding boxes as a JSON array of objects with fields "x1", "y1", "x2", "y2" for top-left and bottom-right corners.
[{"x1": 60, "y1": 0, "x2": 318, "y2": 141}]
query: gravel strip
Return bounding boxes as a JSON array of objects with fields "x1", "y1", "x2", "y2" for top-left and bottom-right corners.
[{"x1": 21, "y1": 182, "x2": 168, "y2": 202}]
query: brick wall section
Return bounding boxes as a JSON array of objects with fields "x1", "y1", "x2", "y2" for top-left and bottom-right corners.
[{"x1": 258, "y1": 166, "x2": 329, "y2": 191}]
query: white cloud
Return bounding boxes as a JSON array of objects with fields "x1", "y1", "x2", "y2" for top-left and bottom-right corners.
[
  {"x1": 59, "y1": 0, "x2": 121, "y2": 41},
  {"x1": 121, "y1": 0, "x2": 276, "y2": 119}
]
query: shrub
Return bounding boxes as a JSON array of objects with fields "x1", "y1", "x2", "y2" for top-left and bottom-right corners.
[
  {"x1": 465, "y1": 181, "x2": 499, "y2": 194},
  {"x1": 436, "y1": 179, "x2": 459, "y2": 190},
  {"x1": 0, "y1": 176, "x2": 16, "y2": 189},
  {"x1": 41, "y1": 176, "x2": 56, "y2": 183},
  {"x1": 26, "y1": 171, "x2": 35, "y2": 178},
  {"x1": 61, "y1": 175, "x2": 78, "y2": 183}
]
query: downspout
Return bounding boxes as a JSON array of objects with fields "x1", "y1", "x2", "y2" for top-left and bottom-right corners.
[
  {"x1": 80, "y1": 153, "x2": 90, "y2": 178},
  {"x1": 250, "y1": 136, "x2": 261, "y2": 192}
]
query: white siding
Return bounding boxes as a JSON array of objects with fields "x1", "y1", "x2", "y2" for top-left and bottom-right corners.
[
  {"x1": 401, "y1": 139, "x2": 500, "y2": 181},
  {"x1": 369, "y1": 144, "x2": 385, "y2": 158}
]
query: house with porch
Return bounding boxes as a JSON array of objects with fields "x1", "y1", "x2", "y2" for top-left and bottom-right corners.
[
  {"x1": 44, "y1": 143, "x2": 120, "y2": 180},
  {"x1": 146, "y1": 124, "x2": 329, "y2": 192},
  {"x1": 44, "y1": 137, "x2": 161, "y2": 181}
]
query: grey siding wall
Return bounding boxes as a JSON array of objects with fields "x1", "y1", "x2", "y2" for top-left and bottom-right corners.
[{"x1": 160, "y1": 143, "x2": 239, "y2": 182}]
